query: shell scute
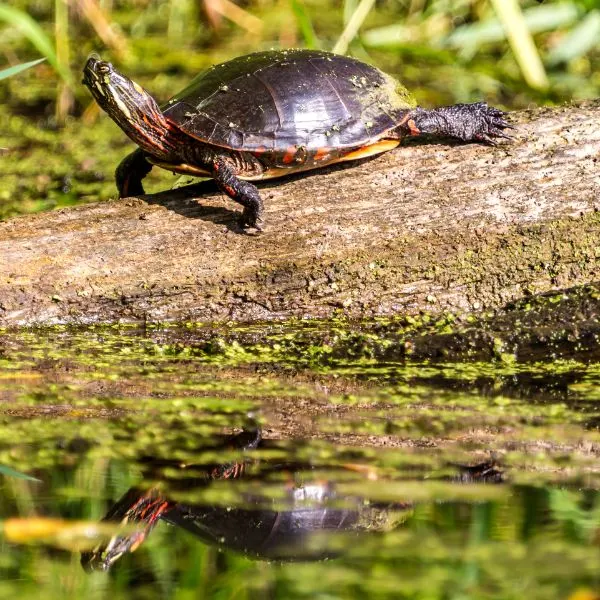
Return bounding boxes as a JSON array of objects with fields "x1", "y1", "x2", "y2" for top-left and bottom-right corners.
[{"x1": 162, "y1": 49, "x2": 416, "y2": 152}]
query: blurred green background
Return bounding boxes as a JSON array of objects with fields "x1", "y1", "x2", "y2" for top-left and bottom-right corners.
[{"x1": 1, "y1": 0, "x2": 600, "y2": 218}]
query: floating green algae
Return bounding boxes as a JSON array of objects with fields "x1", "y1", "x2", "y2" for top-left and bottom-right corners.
[
  {"x1": 0, "y1": 316, "x2": 598, "y2": 484},
  {"x1": 0, "y1": 313, "x2": 598, "y2": 600}
]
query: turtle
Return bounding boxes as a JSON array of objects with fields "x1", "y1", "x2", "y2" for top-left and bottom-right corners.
[
  {"x1": 80, "y1": 426, "x2": 503, "y2": 571},
  {"x1": 83, "y1": 49, "x2": 511, "y2": 231}
]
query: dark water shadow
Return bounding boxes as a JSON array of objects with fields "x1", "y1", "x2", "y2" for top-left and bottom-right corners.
[{"x1": 80, "y1": 427, "x2": 504, "y2": 572}]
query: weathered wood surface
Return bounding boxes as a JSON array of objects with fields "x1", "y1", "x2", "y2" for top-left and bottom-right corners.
[{"x1": 0, "y1": 101, "x2": 599, "y2": 327}]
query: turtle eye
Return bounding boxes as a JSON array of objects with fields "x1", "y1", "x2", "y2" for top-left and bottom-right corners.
[{"x1": 98, "y1": 63, "x2": 111, "y2": 74}]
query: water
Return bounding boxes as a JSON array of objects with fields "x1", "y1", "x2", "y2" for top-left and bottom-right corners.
[{"x1": 0, "y1": 325, "x2": 598, "y2": 599}]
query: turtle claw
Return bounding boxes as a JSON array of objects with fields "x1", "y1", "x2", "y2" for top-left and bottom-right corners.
[
  {"x1": 470, "y1": 103, "x2": 514, "y2": 144},
  {"x1": 476, "y1": 127, "x2": 513, "y2": 146},
  {"x1": 475, "y1": 133, "x2": 498, "y2": 146},
  {"x1": 246, "y1": 219, "x2": 264, "y2": 233},
  {"x1": 239, "y1": 209, "x2": 264, "y2": 233}
]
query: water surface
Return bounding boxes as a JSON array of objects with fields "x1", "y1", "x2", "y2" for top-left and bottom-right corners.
[{"x1": 0, "y1": 324, "x2": 598, "y2": 599}]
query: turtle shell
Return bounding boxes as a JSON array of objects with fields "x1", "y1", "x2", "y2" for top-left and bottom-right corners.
[{"x1": 162, "y1": 49, "x2": 417, "y2": 152}]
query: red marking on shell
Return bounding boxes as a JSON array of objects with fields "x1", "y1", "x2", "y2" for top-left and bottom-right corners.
[
  {"x1": 398, "y1": 113, "x2": 411, "y2": 126},
  {"x1": 407, "y1": 119, "x2": 420, "y2": 136},
  {"x1": 313, "y1": 147, "x2": 331, "y2": 162},
  {"x1": 282, "y1": 146, "x2": 298, "y2": 164}
]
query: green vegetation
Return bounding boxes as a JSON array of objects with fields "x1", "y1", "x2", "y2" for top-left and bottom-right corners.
[
  {"x1": 2, "y1": 0, "x2": 600, "y2": 217},
  {"x1": 0, "y1": 57, "x2": 45, "y2": 81},
  {"x1": 0, "y1": 3, "x2": 599, "y2": 598},
  {"x1": 0, "y1": 319, "x2": 598, "y2": 481},
  {"x1": 0, "y1": 322, "x2": 598, "y2": 598}
]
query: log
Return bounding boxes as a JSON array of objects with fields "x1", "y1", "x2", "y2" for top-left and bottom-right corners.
[{"x1": 0, "y1": 101, "x2": 599, "y2": 327}]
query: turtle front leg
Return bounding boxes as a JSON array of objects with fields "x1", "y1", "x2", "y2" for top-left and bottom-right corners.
[
  {"x1": 402, "y1": 102, "x2": 512, "y2": 145},
  {"x1": 211, "y1": 158, "x2": 264, "y2": 231},
  {"x1": 115, "y1": 148, "x2": 153, "y2": 197}
]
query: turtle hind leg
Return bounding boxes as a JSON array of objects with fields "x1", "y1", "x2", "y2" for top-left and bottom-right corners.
[
  {"x1": 211, "y1": 158, "x2": 264, "y2": 231},
  {"x1": 404, "y1": 102, "x2": 513, "y2": 145},
  {"x1": 115, "y1": 148, "x2": 153, "y2": 197}
]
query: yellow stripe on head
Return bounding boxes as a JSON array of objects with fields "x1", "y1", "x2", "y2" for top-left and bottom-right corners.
[
  {"x1": 132, "y1": 80, "x2": 144, "y2": 95},
  {"x1": 108, "y1": 85, "x2": 133, "y2": 121}
]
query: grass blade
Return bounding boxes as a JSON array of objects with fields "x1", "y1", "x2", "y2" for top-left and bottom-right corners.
[
  {"x1": 547, "y1": 9, "x2": 600, "y2": 66},
  {"x1": 489, "y1": 0, "x2": 548, "y2": 90},
  {"x1": 447, "y1": 4, "x2": 579, "y2": 50},
  {"x1": 291, "y1": 0, "x2": 321, "y2": 49},
  {"x1": 76, "y1": 0, "x2": 129, "y2": 58},
  {"x1": 333, "y1": 0, "x2": 376, "y2": 55},
  {"x1": 361, "y1": 24, "x2": 411, "y2": 48},
  {"x1": 343, "y1": 0, "x2": 358, "y2": 26},
  {"x1": 205, "y1": 0, "x2": 262, "y2": 34},
  {"x1": 0, "y1": 57, "x2": 46, "y2": 81},
  {"x1": 0, "y1": 3, "x2": 72, "y2": 86},
  {"x1": 55, "y1": 0, "x2": 73, "y2": 122},
  {"x1": 0, "y1": 465, "x2": 40, "y2": 482}
]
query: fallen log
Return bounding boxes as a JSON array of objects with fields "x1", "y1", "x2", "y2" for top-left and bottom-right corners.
[{"x1": 0, "y1": 101, "x2": 598, "y2": 327}]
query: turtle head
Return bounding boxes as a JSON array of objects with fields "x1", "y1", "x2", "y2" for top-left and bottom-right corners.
[
  {"x1": 80, "y1": 487, "x2": 171, "y2": 573},
  {"x1": 83, "y1": 57, "x2": 172, "y2": 156}
]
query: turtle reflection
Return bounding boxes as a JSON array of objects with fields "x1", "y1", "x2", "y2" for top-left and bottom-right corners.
[{"x1": 81, "y1": 428, "x2": 502, "y2": 572}]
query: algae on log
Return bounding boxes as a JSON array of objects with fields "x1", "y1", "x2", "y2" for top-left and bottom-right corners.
[{"x1": 0, "y1": 101, "x2": 599, "y2": 326}]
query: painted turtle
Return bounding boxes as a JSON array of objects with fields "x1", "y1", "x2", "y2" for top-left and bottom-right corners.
[
  {"x1": 83, "y1": 49, "x2": 511, "y2": 231},
  {"x1": 80, "y1": 427, "x2": 502, "y2": 571}
]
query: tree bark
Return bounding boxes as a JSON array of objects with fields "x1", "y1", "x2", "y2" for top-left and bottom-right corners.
[{"x1": 1, "y1": 101, "x2": 599, "y2": 327}]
